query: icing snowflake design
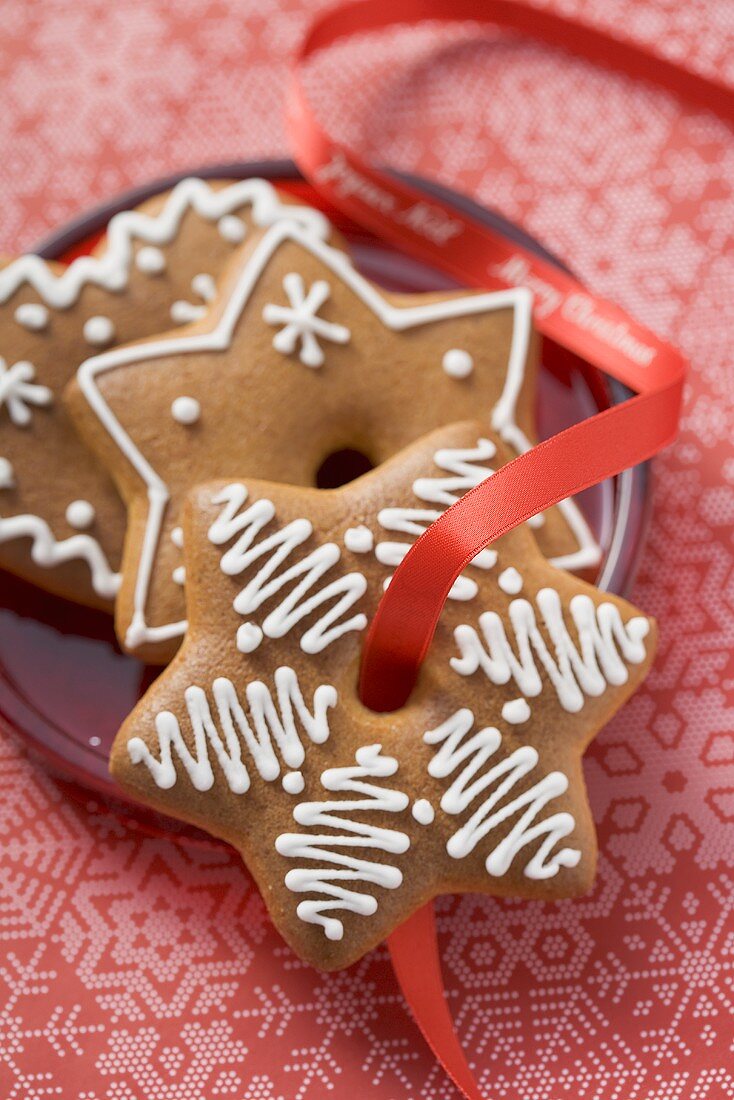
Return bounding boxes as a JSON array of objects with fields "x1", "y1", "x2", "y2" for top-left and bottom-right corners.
[
  {"x1": 0, "y1": 358, "x2": 52, "y2": 426},
  {"x1": 263, "y1": 273, "x2": 351, "y2": 368}
]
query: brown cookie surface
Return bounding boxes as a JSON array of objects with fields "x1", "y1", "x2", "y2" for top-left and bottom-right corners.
[
  {"x1": 110, "y1": 422, "x2": 655, "y2": 970},
  {"x1": 0, "y1": 178, "x2": 329, "y2": 606},
  {"x1": 67, "y1": 222, "x2": 598, "y2": 660}
]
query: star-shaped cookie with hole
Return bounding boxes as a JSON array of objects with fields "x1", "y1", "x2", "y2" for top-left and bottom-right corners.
[
  {"x1": 0, "y1": 177, "x2": 329, "y2": 607},
  {"x1": 66, "y1": 219, "x2": 598, "y2": 660},
  {"x1": 110, "y1": 421, "x2": 655, "y2": 970}
]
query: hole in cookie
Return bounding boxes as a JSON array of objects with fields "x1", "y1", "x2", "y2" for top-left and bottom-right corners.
[{"x1": 315, "y1": 448, "x2": 374, "y2": 489}]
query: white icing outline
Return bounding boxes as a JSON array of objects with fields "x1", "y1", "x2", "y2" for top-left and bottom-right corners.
[
  {"x1": 76, "y1": 220, "x2": 595, "y2": 647},
  {"x1": 491, "y1": 339, "x2": 599, "y2": 571},
  {"x1": 0, "y1": 178, "x2": 327, "y2": 597}
]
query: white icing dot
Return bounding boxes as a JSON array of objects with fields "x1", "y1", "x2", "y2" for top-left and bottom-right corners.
[
  {"x1": 83, "y1": 315, "x2": 115, "y2": 346},
  {"x1": 15, "y1": 302, "x2": 49, "y2": 331},
  {"x1": 170, "y1": 300, "x2": 206, "y2": 325},
  {"x1": 283, "y1": 771, "x2": 305, "y2": 795},
  {"x1": 89, "y1": 735, "x2": 101, "y2": 747},
  {"x1": 171, "y1": 526, "x2": 184, "y2": 548},
  {"x1": 135, "y1": 246, "x2": 166, "y2": 275},
  {"x1": 412, "y1": 799, "x2": 435, "y2": 825},
  {"x1": 498, "y1": 566, "x2": 523, "y2": 594},
  {"x1": 442, "y1": 349, "x2": 474, "y2": 379},
  {"x1": 192, "y1": 273, "x2": 216, "y2": 302},
  {"x1": 172, "y1": 565, "x2": 186, "y2": 586},
  {"x1": 237, "y1": 622, "x2": 263, "y2": 653},
  {"x1": 502, "y1": 698, "x2": 531, "y2": 725},
  {"x1": 472, "y1": 548, "x2": 498, "y2": 570},
  {"x1": 0, "y1": 458, "x2": 15, "y2": 489},
  {"x1": 171, "y1": 396, "x2": 201, "y2": 425},
  {"x1": 344, "y1": 525, "x2": 374, "y2": 554},
  {"x1": 65, "y1": 499, "x2": 95, "y2": 529},
  {"x1": 218, "y1": 214, "x2": 247, "y2": 243}
]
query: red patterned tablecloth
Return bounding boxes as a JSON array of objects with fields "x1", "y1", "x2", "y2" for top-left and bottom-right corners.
[{"x1": 1, "y1": 2, "x2": 732, "y2": 1097}]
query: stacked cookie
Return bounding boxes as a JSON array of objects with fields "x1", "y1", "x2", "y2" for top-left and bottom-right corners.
[{"x1": 0, "y1": 178, "x2": 655, "y2": 969}]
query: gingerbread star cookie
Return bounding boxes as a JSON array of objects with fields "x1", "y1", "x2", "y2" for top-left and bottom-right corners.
[
  {"x1": 109, "y1": 422, "x2": 655, "y2": 970},
  {"x1": 0, "y1": 177, "x2": 329, "y2": 607},
  {"x1": 66, "y1": 220, "x2": 599, "y2": 660}
]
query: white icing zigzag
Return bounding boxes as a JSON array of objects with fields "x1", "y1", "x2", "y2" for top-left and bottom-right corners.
[
  {"x1": 0, "y1": 512, "x2": 121, "y2": 598},
  {"x1": 425, "y1": 709, "x2": 581, "y2": 880},
  {"x1": 376, "y1": 435, "x2": 597, "y2": 598},
  {"x1": 127, "y1": 666, "x2": 336, "y2": 793},
  {"x1": 376, "y1": 438, "x2": 500, "y2": 600},
  {"x1": 275, "y1": 744, "x2": 410, "y2": 942},
  {"x1": 208, "y1": 483, "x2": 368, "y2": 655},
  {"x1": 452, "y1": 588, "x2": 650, "y2": 713},
  {"x1": 0, "y1": 177, "x2": 329, "y2": 309}
]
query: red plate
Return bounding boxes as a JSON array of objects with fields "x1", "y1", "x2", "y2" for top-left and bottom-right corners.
[{"x1": 0, "y1": 161, "x2": 648, "y2": 832}]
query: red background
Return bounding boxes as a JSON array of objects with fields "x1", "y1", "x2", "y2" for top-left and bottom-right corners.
[{"x1": 1, "y1": 2, "x2": 732, "y2": 1097}]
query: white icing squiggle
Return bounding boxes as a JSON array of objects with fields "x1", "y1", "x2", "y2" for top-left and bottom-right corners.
[
  {"x1": 425, "y1": 709, "x2": 581, "y2": 879},
  {"x1": 376, "y1": 439, "x2": 499, "y2": 600},
  {"x1": 275, "y1": 744, "x2": 410, "y2": 941},
  {"x1": 0, "y1": 177, "x2": 329, "y2": 309},
  {"x1": 452, "y1": 588, "x2": 650, "y2": 713},
  {"x1": 127, "y1": 665, "x2": 336, "y2": 792},
  {"x1": 208, "y1": 483, "x2": 367, "y2": 654},
  {"x1": 0, "y1": 513, "x2": 120, "y2": 597}
]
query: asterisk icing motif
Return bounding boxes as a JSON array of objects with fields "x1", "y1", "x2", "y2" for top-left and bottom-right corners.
[
  {"x1": 110, "y1": 422, "x2": 655, "y2": 970},
  {"x1": 0, "y1": 357, "x2": 52, "y2": 426},
  {"x1": 263, "y1": 273, "x2": 351, "y2": 367}
]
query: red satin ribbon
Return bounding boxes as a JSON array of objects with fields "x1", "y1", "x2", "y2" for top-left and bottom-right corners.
[{"x1": 288, "y1": 4, "x2": 732, "y2": 1097}]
